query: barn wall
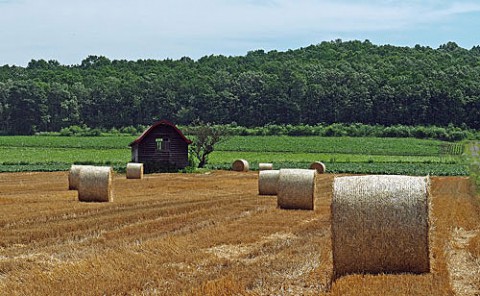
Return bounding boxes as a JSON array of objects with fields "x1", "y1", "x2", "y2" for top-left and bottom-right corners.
[
  {"x1": 131, "y1": 144, "x2": 139, "y2": 162},
  {"x1": 136, "y1": 125, "x2": 189, "y2": 169}
]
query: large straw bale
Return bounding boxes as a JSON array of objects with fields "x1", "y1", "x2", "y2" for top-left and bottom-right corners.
[
  {"x1": 68, "y1": 165, "x2": 93, "y2": 190},
  {"x1": 258, "y1": 163, "x2": 273, "y2": 171},
  {"x1": 332, "y1": 175, "x2": 430, "y2": 278},
  {"x1": 78, "y1": 166, "x2": 113, "y2": 202},
  {"x1": 258, "y1": 170, "x2": 280, "y2": 195},
  {"x1": 309, "y1": 161, "x2": 326, "y2": 174},
  {"x1": 126, "y1": 163, "x2": 144, "y2": 179},
  {"x1": 232, "y1": 159, "x2": 249, "y2": 172},
  {"x1": 277, "y1": 169, "x2": 316, "y2": 210}
]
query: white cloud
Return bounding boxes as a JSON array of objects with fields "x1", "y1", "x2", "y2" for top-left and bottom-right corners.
[
  {"x1": 424, "y1": 2, "x2": 480, "y2": 19},
  {"x1": 0, "y1": 0, "x2": 479, "y2": 65}
]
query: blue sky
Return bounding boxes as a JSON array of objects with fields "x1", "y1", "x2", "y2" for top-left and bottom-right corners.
[{"x1": 1, "y1": 0, "x2": 480, "y2": 66}]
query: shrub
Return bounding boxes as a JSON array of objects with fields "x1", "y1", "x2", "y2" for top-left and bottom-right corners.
[
  {"x1": 81, "y1": 128, "x2": 102, "y2": 136},
  {"x1": 120, "y1": 126, "x2": 138, "y2": 135},
  {"x1": 265, "y1": 124, "x2": 287, "y2": 136},
  {"x1": 59, "y1": 125, "x2": 91, "y2": 136}
]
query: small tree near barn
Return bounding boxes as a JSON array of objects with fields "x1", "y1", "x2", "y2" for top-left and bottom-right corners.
[{"x1": 189, "y1": 123, "x2": 227, "y2": 168}]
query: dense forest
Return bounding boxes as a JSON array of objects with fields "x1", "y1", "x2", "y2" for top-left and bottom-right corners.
[{"x1": 1, "y1": 39, "x2": 480, "y2": 135}]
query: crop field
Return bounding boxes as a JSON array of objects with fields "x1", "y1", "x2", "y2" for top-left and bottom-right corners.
[
  {"x1": 0, "y1": 136, "x2": 131, "y2": 172},
  {"x1": 0, "y1": 136, "x2": 467, "y2": 175},
  {"x1": 0, "y1": 171, "x2": 479, "y2": 295},
  {"x1": 211, "y1": 136, "x2": 466, "y2": 175},
  {"x1": 216, "y1": 136, "x2": 464, "y2": 156}
]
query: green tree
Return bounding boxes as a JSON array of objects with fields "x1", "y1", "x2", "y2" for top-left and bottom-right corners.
[
  {"x1": 6, "y1": 80, "x2": 47, "y2": 135},
  {"x1": 2, "y1": 39, "x2": 480, "y2": 132},
  {"x1": 0, "y1": 81, "x2": 10, "y2": 133},
  {"x1": 189, "y1": 123, "x2": 227, "y2": 168}
]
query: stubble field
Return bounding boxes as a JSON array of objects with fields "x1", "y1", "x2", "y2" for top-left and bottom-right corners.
[{"x1": 0, "y1": 171, "x2": 479, "y2": 295}]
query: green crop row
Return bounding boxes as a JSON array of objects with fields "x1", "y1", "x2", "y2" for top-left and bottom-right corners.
[
  {"x1": 0, "y1": 135, "x2": 461, "y2": 157},
  {"x1": 209, "y1": 151, "x2": 460, "y2": 165},
  {"x1": 0, "y1": 147, "x2": 129, "y2": 164},
  {"x1": 207, "y1": 161, "x2": 468, "y2": 176},
  {"x1": 0, "y1": 162, "x2": 127, "y2": 173},
  {"x1": 216, "y1": 136, "x2": 461, "y2": 156},
  {"x1": 0, "y1": 136, "x2": 135, "y2": 149}
]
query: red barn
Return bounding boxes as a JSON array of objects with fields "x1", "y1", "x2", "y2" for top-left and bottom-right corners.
[{"x1": 129, "y1": 120, "x2": 192, "y2": 172}]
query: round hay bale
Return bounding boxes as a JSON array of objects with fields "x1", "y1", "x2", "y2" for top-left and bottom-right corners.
[
  {"x1": 277, "y1": 169, "x2": 316, "y2": 210},
  {"x1": 258, "y1": 163, "x2": 273, "y2": 171},
  {"x1": 332, "y1": 175, "x2": 430, "y2": 278},
  {"x1": 78, "y1": 166, "x2": 113, "y2": 202},
  {"x1": 68, "y1": 165, "x2": 94, "y2": 190},
  {"x1": 126, "y1": 163, "x2": 144, "y2": 179},
  {"x1": 232, "y1": 159, "x2": 249, "y2": 172},
  {"x1": 258, "y1": 170, "x2": 280, "y2": 195},
  {"x1": 309, "y1": 161, "x2": 326, "y2": 174}
]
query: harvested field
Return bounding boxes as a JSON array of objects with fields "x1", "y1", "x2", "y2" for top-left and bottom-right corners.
[{"x1": 0, "y1": 171, "x2": 479, "y2": 295}]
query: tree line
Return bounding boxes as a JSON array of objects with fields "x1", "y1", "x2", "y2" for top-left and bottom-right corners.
[{"x1": 1, "y1": 39, "x2": 479, "y2": 135}]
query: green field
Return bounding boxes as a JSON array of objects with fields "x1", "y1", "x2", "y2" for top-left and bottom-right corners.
[
  {"x1": 0, "y1": 136, "x2": 135, "y2": 149},
  {"x1": 0, "y1": 135, "x2": 468, "y2": 175},
  {"x1": 216, "y1": 136, "x2": 464, "y2": 156}
]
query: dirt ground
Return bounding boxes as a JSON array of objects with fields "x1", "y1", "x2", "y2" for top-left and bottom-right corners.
[{"x1": 0, "y1": 171, "x2": 479, "y2": 295}]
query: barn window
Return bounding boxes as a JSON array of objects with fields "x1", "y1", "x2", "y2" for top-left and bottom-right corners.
[{"x1": 156, "y1": 137, "x2": 170, "y2": 152}]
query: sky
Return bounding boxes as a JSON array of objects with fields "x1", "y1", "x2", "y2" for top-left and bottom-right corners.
[{"x1": 1, "y1": 0, "x2": 480, "y2": 66}]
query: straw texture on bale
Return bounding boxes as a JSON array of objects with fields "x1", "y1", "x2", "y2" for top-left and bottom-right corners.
[
  {"x1": 332, "y1": 175, "x2": 430, "y2": 278},
  {"x1": 68, "y1": 165, "x2": 93, "y2": 190},
  {"x1": 258, "y1": 163, "x2": 273, "y2": 171},
  {"x1": 232, "y1": 159, "x2": 249, "y2": 172},
  {"x1": 258, "y1": 170, "x2": 279, "y2": 195},
  {"x1": 277, "y1": 169, "x2": 316, "y2": 210},
  {"x1": 78, "y1": 166, "x2": 113, "y2": 202},
  {"x1": 309, "y1": 161, "x2": 326, "y2": 174},
  {"x1": 126, "y1": 163, "x2": 143, "y2": 179}
]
